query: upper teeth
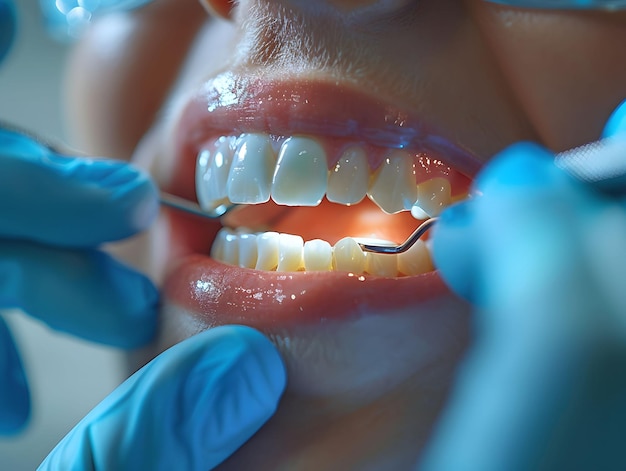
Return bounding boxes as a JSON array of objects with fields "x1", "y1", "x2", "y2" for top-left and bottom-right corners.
[{"x1": 196, "y1": 133, "x2": 453, "y2": 217}]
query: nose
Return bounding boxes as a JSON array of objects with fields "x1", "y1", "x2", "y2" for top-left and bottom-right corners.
[{"x1": 200, "y1": 0, "x2": 412, "y2": 19}]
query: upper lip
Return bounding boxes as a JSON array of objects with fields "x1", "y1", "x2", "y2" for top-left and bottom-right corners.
[{"x1": 173, "y1": 71, "x2": 482, "y2": 189}]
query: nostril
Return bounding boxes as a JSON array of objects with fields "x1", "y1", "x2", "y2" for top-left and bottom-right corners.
[{"x1": 199, "y1": 0, "x2": 235, "y2": 20}]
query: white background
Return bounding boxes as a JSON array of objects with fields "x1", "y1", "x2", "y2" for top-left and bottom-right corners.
[{"x1": 0, "y1": 1, "x2": 126, "y2": 468}]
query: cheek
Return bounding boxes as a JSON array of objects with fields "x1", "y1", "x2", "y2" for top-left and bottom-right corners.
[{"x1": 471, "y1": 4, "x2": 626, "y2": 150}]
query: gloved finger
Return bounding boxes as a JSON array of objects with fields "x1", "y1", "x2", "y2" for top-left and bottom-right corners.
[
  {"x1": 603, "y1": 99, "x2": 626, "y2": 138},
  {"x1": 0, "y1": 0, "x2": 15, "y2": 64},
  {"x1": 0, "y1": 240, "x2": 157, "y2": 348},
  {"x1": 0, "y1": 315, "x2": 29, "y2": 435},
  {"x1": 432, "y1": 142, "x2": 557, "y2": 303},
  {"x1": 430, "y1": 201, "x2": 477, "y2": 303},
  {"x1": 422, "y1": 145, "x2": 626, "y2": 470},
  {"x1": 40, "y1": 326, "x2": 286, "y2": 471},
  {"x1": 0, "y1": 127, "x2": 159, "y2": 247}
]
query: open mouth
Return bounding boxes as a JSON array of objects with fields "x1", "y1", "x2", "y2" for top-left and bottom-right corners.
[
  {"x1": 161, "y1": 73, "x2": 477, "y2": 328},
  {"x1": 199, "y1": 131, "x2": 468, "y2": 277}
]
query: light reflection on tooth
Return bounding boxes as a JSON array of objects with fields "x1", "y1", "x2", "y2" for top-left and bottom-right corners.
[
  {"x1": 196, "y1": 137, "x2": 234, "y2": 211},
  {"x1": 410, "y1": 204, "x2": 429, "y2": 221},
  {"x1": 228, "y1": 133, "x2": 275, "y2": 204},
  {"x1": 327, "y1": 146, "x2": 369, "y2": 205},
  {"x1": 221, "y1": 230, "x2": 239, "y2": 266},
  {"x1": 272, "y1": 136, "x2": 328, "y2": 206},
  {"x1": 238, "y1": 233, "x2": 258, "y2": 269},
  {"x1": 304, "y1": 239, "x2": 332, "y2": 271},
  {"x1": 416, "y1": 177, "x2": 451, "y2": 217},
  {"x1": 367, "y1": 150, "x2": 417, "y2": 214},
  {"x1": 256, "y1": 232, "x2": 280, "y2": 271},
  {"x1": 397, "y1": 239, "x2": 433, "y2": 276},
  {"x1": 333, "y1": 237, "x2": 366, "y2": 273},
  {"x1": 277, "y1": 234, "x2": 304, "y2": 272}
]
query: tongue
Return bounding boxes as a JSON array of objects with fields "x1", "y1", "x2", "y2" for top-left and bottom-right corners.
[{"x1": 225, "y1": 199, "x2": 421, "y2": 246}]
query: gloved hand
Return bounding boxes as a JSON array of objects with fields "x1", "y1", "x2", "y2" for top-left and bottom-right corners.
[
  {"x1": 0, "y1": 127, "x2": 159, "y2": 434},
  {"x1": 421, "y1": 99, "x2": 626, "y2": 471},
  {"x1": 39, "y1": 325, "x2": 286, "y2": 471},
  {"x1": 0, "y1": 0, "x2": 15, "y2": 63}
]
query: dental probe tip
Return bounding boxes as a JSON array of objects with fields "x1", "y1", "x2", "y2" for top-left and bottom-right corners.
[
  {"x1": 358, "y1": 217, "x2": 438, "y2": 254},
  {"x1": 159, "y1": 191, "x2": 237, "y2": 219}
]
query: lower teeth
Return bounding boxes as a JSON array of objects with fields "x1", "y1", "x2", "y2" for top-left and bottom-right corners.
[{"x1": 210, "y1": 228, "x2": 433, "y2": 277}]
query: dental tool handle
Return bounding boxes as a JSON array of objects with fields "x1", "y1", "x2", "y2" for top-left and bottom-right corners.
[{"x1": 555, "y1": 135, "x2": 626, "y2": 196}]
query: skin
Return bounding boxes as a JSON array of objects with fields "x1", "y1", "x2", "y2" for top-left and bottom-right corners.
[{"x1": 64, "y1": 0, "x2": 626, "y2": 468}]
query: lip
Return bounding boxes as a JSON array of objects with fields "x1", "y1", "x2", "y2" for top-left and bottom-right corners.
[{"x1": 160, "y1": 72, "x2": 475, "y2": 330}]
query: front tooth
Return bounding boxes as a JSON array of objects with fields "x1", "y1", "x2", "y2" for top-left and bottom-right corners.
[
  {"x1": 327, "y1": 146, "x2": 369, "y2": 205},
  {"x1": 333, "y1": 237, "x2": 366, "y2": 273},
  {"x1": 277, "y1": 234, "x2": 304, "y2": 272},
  {"x1": 196, "y1": 137, "x2": 234, "y2": 211},
  {"x1": 397, "y1": 239, "x2": 433, "y2": 275},
  {"x1": 415, "y1": 177, "x2": 452, "y2": 217},
  {"x1": 210, "y1": 228, "x2": 228, "y2": 260},
  {"x1": 303, "y1": 239, "x2": 333, "y2": 271},
  {"x1": 272, "y1": 136, "x2": 328, "y2": 206},
  {"x1": 256, "y1": 232, "x2": 280, "y2": 270},
  {"x1": 367, "y1": 150, "x2": 417, "y2": 214},
  {"x1": 227, "y1": 134, "x2": 275, "y2": 204},
  {"x1": 238, "y1": 233, "x2": 258, "y2": 269},
  {"x1": 211, "y1": 229, "x2": 239, "y2": 265}
]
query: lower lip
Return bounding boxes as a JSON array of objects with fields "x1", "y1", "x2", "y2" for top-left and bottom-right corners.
[{"x1": 163, "y1": 253, "x2": 449, "y2": 329}]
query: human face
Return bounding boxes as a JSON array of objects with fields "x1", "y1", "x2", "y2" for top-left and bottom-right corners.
[{"x1": 65, "y1": 1, "x2": 626, "y2": 468}]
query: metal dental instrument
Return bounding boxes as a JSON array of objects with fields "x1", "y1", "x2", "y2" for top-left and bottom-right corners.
[
  {"x1": 159, "y1": 192, "x2": 237, "y2": 219},
  {"x1": 359, "y1": 135, "x2": 626, "y2": 255},
  {"x1": 358, "y1": 218, "x2": 438, "y2": 255}
]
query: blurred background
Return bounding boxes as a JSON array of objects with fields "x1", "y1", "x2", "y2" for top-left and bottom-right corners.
[{"x1": 0, "y1": 1, "x2": 126, "y2": 468}]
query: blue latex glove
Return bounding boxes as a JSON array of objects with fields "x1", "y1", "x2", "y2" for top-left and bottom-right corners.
[
  {"x1": 41, "y1": 0, "x2": 154, "y2": 39},
  {"x1": 0, "y1": 127, "x2": 159, "y2": 434},
  {"x1": 485, "y1": 0, "x2": 626, "y2": 9},
  {"x1": 420, "y1": 99, "x2": 626, "y2": 470},
  {"x1": 39, "y1": 325, "x2": 286, "y2": 471},
  {"x1": 0, "y1": 0, "x2": 15, "y2": 63}
]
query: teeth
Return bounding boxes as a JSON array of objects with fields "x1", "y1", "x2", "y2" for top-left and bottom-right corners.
[
  {"x1": 277, "y1": 234, "x2": 304, "y2": 272},
  {"x1": 415, "y1": 177, "x2": 452, "y2": 217},
  {"x1": 255, "y1": 232, "x2": 280, "y2": 270},
  {"x1": 367, "y1": 150, "x2": 418, "y2": 214},
  {"x1": 327, "y1": 146, "x2": 369, "y2": 205},
  {"x1": 195, "y1": 133, "x2": 457, "y2": 217},
  {"x1": 227, "y1": 134, "x2": 275, "y2": 204},
  {"x1": 196, "y1": 137, "x2": 234, "y2": 211},
  {"x1": 365, "y1": 252, "x2": 398, "y2": 277},
  {"x1": 397, "y1": 239, "x2": 433, "y2": 275},
  {"x1": 303, "y1": 239, "x2": 333, "y2": 271},
  {"x1": 199, "y1": 132, "x2": 457, "y2": 276},
  {"x1": 333, "y1": 237, "x2": 366, "y2": 273},
  {"x1": 210, "y1": 229, "x2": 239, "y2": 266},
  {"x1": 272, "y1": 137, "x2": 328, "y2": 206},
  {"x1": 210, "y1": 228, "x2": 434, "y2": 277},
  {"x1": 238, "y1": 233, "x2": 258, "y2": 268}
]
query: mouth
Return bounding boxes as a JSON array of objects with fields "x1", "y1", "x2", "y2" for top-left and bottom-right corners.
[
  {"x1": 161, "y1": 72, "x2": 477, "y2": 329},
  {"x1": 144, "y1": 69, "x2": 474, "y2": 469}
]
